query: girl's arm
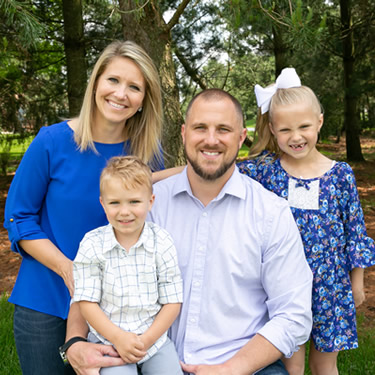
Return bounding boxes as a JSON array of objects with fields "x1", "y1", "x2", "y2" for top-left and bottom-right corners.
[
  {"x1": 152, "y1": 166, "x2": 185, "y2": 184},
  {"x1": 350, "y1": 267, "x2": 365, "y2": 307},
  {"x1": 78, "y1": 301, "x2": 146, "y2": 364},
  {"x1": 139, "y1": 303, "x2": 181, "y2": 350},
  {"x1": 19, "y1": 239, "x2": 73, "y2": 296}
]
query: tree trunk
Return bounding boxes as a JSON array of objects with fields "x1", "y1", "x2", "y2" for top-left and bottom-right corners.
[
  {"x1": 272, "y1": 25, "x2": 289, "y2": 77},
  {"x1": 62, "y1": 0, "x2": 87, "y2": 117},
  {"x1": 118, "y1": 0, "x2": 189, "y2": 167},
  {"x1": 339, "y1": 0, "x2": 364, "y2": 161}
]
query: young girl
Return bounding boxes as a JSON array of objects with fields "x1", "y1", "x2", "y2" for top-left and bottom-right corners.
[{"x1": 238, "y1": 68, "x2": 375, "y2": 375}]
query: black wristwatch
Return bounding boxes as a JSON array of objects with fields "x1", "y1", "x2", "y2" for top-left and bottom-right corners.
[{"x1": 59, "y1": 336, "x2": 87, "y2": 365}]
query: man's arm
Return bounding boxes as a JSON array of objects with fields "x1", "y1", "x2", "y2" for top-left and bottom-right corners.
[
  {"x1": 65, "y1": 303, "x2": 125, "y2": 375},
  {"x1": 181, "y1": 334, "x2": 282, "y2": 375}
]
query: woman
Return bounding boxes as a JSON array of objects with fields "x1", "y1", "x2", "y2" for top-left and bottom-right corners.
[{"x1": 4, "y1": 40, "x2": 164, "y2": 375}]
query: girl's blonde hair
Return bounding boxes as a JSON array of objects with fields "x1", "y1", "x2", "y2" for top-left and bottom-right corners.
[
  {"x1": 75, "y1": 40, "x2": 163, "y2": 168},
  {"x1": 249, "y1": 85, "x2": 322, "y2": 158}
]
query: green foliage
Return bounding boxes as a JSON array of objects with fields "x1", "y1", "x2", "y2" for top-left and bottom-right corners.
[
  {"x1": 0, "y1": 0, "x2": 46, "y2": 47},
  {"x1": 0, "y1": 134, "x2": 32, "y2": 175}
]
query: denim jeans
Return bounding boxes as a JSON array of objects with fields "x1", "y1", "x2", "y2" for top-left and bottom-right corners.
[
  {"x1": 13, "y1": 305, "x2": 75, "y2": 375},
  {"x1": 257, "y1": 359, "x2": 289, "y2": 374}
]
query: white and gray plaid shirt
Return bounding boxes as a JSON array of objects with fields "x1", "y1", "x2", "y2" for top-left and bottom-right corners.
[{"x1": 73, "y1": 221, "x2": 183, "y2": 362}]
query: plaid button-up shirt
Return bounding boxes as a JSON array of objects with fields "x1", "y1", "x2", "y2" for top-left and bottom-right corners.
[{"x1": 73, "y1": 221, "x2": 183, "y2": 362}]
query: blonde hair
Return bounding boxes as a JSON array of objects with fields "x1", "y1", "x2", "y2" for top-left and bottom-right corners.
[
  {"x1": 75, "y1": 40, "x2": 163, "y2": 168},
  {"x1": 249, "y1": 85, "x2": 322, "y2": 158},
  {"x1": 100, "y1": 156, "x2": 152, "y2": 195}
]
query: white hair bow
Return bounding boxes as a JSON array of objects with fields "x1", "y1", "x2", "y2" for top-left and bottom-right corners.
[{"x1": 254, "y1": 68, "x2": 301, "y2": 114}]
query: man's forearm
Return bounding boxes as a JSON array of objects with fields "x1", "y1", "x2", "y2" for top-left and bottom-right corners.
[
  {"x1": 224, "y1": 334, "x2": 282, "y2": 374},
  {"x1": 66, "y1": 302, "x2": 89, "y2": 341}
]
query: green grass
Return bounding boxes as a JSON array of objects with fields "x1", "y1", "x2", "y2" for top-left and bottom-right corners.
[
  {"x1": 1, "y1": 294, "x2": 374, "y2": 374},
  {"x1": 304, "y1": 314, "x2": 375, "y2": 374},
  {"x1": 0, "y1": 294, "x2": 21, "y2": 374}
]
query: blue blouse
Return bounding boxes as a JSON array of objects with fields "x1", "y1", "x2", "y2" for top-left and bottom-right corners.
[{"x1": 4, "y1": 121, "x2": 162, "y2": 319}]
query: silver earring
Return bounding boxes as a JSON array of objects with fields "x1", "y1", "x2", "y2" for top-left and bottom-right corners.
[{"x1": 138, "y1": 107, "x2": 143, "y2": 112}]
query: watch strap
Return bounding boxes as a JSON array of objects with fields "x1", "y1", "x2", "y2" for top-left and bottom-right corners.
[{"x1": 59, "y1": 336, "x2": 87, "y2": 365}]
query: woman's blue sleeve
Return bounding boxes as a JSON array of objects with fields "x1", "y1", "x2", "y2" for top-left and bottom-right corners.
[{"x1": 4, "y1": 127, "x2": 52, "y2": 255}]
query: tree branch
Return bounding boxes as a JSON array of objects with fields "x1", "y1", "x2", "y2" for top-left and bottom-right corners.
[
  {"x1": 173, "y1": 45, "x2": 207, "y2": 90},
  {"x1": 165, "y1": 0, "x2": 193, "y2": 33}
]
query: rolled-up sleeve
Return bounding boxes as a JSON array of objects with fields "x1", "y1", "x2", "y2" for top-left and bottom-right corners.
[
  {"x1": 4, "y1": 128, "x2": 51, "y2": 255},
  {"x1": 258, "y1": 202, "x2": 313, "y2": 357}
]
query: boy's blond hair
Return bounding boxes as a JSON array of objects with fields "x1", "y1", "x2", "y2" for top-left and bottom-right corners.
[{"x1": 100, "y1": 156, "x2": 153, "y2": 195}]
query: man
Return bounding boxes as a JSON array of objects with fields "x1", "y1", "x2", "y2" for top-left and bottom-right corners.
[
  {"x1": 66, "y1": 89, "x2": 312, "y2": 375},
  {"x1": 149, "y1": 89, "x2": 313, "y2": 374}
]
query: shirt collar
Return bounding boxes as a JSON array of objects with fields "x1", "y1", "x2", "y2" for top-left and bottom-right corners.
[
  {"x1": 172, "y1": 165, "x2": 246, "y2": 202},
  {"x1": 102, "y1": 222, "x2": 155, "y2": 254}
]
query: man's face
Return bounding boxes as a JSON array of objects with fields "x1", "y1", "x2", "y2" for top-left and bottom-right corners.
[{"x1": 182, "y1": 96, "x2": 246, "y2": 181}]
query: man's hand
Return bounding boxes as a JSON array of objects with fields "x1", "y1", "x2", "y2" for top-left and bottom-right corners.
[
  {"x1": 66, "y1": 341, "x2": 125, "y2": 375},
  {"x1": 181, "y1": 362, "x2": 233, "y2": 375}
]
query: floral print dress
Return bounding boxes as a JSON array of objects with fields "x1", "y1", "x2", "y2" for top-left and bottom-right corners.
[{"x1": 237, "y1": 153, "x2": 375, "y2": 352}]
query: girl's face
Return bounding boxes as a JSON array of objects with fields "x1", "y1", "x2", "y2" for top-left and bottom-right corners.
[
  {"x1": 93, "y1": 56, "x2": 146, "y2": 128},
  {"x1": 269, "y1": 101, "x2": 323, "y2": 161}
]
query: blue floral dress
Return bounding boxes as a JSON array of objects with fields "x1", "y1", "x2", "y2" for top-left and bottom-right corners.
[{"x1": 237, "y1": 153, "x2": 375, "y2": 352}]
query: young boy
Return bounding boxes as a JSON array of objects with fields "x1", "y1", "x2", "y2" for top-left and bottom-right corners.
[{"x1": 72, "y1": 156, "x2": 183, "y2": 375}]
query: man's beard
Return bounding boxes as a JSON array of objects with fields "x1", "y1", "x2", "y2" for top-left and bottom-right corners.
[{"x1": 185, "y1": 151, "x2": 237, "y2": 181}]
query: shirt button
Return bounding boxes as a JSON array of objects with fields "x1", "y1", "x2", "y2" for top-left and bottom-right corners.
[
  {"x1": 10, "y1": 218, "x2": 14, "y2": 222},
  {"x1": 190, "y1": 318, "x2": 196, "y2": 323},
  {"x1": 194, "y1": 281, "x2": 200, "y2": 287},
  {"x1": 202, "y1": 212, "x2": 207, "y2": 217}
]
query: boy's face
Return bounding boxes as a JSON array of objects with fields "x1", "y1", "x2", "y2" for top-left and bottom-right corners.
[{"x1": 100, "y1": 177, "x2": 154, "y2": 248}]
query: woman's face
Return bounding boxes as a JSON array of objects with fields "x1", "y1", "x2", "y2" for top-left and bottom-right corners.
[{"x1": 93, "y1": 56, "x2": 146, "y2": 129}]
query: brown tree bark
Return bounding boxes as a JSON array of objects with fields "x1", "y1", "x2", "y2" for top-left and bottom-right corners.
[
  {"x1": 118, "y1": 0, "x2": 192, "y2": 167},
  {"x1": 62, "y1": 0, "x2": 87, "y2": 117},
  {"x1": 339, "y1": 0, "x2": 364, "y2": 161}
]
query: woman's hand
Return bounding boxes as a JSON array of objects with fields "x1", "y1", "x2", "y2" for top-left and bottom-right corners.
[
  {"x1": 19, "y1": 238, "x2": 75, "y2": 296},
  {"x1": 58, "y1": 257, "x2": 74, "y2": 297}
]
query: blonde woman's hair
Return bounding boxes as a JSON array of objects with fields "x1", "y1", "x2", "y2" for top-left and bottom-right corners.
[
  {"x1": 100, "y1": 156, "x2": 153, "y2": 195},
  {"x1": 75, "y1": 40, "x2": 163, "y2": 168},
  {"x1": 249, "y1": 85, "x2": 322, "y2": 158}
]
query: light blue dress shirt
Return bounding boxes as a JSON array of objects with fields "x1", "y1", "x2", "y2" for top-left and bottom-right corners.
[{"x1": 149, "y1": 167, "x2": 313, "y2": 365}]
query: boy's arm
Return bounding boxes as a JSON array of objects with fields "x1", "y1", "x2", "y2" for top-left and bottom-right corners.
[
  {"x1": 139, "y1": 303, "x2": 181, "y2": 350},
  {"x1": 350, "y1": 267, "x2": 365, "y2": 307},
  {"x1": 78, "y1": 301, "x2": 147, "y2": 364}
]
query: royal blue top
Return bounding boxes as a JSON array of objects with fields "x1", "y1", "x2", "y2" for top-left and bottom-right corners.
[{"x1": 4, "y1": 121, "x2": 162, "y2": 319}]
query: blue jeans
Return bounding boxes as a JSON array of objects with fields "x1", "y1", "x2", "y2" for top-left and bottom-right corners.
[
  {"x1": 13, "y1": 305, "x2": 75, "y2": 375},
  {"x1": 257, "y1": 359, "x2": 289, "y2": 374}
]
